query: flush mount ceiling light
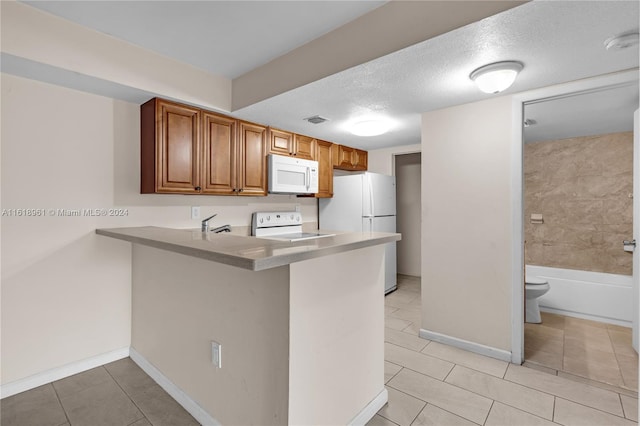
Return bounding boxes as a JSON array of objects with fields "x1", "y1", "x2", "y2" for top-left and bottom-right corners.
[
  {"x1": 303, "y1": 115, "x2": 329, "y2": 124},
  {"x1": 605, "y1": 32, "x2": 640, "y2": 51},
  {"x1": 469, "y1": 61, "x2": 524, "y2": 94},
  {"x1": 349, "y1": 119, "x2": 392, "y2": 137}
]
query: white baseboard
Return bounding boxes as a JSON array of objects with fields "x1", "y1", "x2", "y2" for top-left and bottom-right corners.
[
  {"x1": 348, "y1": 388, "x2": 389, "y2": 426},
  {"x1": 0, "y1": 347, "x2": 130, "y2": 399},
  {"x1": 540, "y1": 307, "x2": 632, "y2": 328},
  {"x1": 419, "y1": 329, "x2": 512, "y2": 363},
  {"x1": 130, "y1": 348, "x2": 220, "y2": 426}
]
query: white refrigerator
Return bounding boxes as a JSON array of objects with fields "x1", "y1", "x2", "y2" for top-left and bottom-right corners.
[{"x1": 319, "y1": 172, "x2": 397, "y2": 293}]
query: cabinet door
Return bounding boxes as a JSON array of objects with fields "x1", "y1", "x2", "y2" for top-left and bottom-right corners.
[
  {"x1": 238, "y1": 121, "x2": 267, "y2": 196},
  {"x1": 353, "y1": 149, "x2": 368, "y2": 171},
  {"x1": 268, "y1": 128, "x2": 294, "y2": 156},
  {"x1": 315, "y1": 140, "x2": 334, "y2": 198},
  {"x1": 155, "y1": 100, "x2": 201, "y2": 193},
  {"x1": 336, "y1": 145, "x2": 355, "y2": 169},
  {"x1": 293, "y1": 134, "x2": 316, "y2": 160},
  {"x1": 202, "y1": 112, "x2": 237, "y2": 195}
]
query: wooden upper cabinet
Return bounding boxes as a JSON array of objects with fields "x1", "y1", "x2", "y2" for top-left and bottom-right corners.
[
  {"x1": 268, "y1": 128, "x2": 294, "y2": 157},
  {"x1": 202, "y1": 112, "x2": 237, "y2": 195},
  {"x1": 293, "y1": 134, "x2": 316, "y2": 160},
  {"x1": 237, "y1": 121, "x2": 267, "y2": 196},
  {"x1": 141, "y1": 98, "x2": 200, "y2": 194},
  {"x1": 267, "y1": 128, "x2": 316, "y2": 160},
  {"x1": 334, "y1": 144, "x2": 368, "y2": 171},
  {"x1": 353, "y1": 149, "x2": 368, "y2": 171},
  {"x1": 315, "y1": 140, "x2": 334, "y2": 198}
]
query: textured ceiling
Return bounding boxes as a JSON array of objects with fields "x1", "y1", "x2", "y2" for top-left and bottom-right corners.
[
  {"x1": 232, "y1": 1, "x2": 639, "y2": 149},
  {"x1": 16, "y1": 1, "x2": 640, "y2": 150}
]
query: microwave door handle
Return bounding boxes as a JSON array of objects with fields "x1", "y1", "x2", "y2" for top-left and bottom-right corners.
[{"x1": 305, "y1": 167, "x2": 310, "y2": 190}]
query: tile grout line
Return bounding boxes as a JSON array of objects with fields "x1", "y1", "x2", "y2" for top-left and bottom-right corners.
[
  {"x1": 50, "y1": 379, "x2": 73, "y2": 426},
  {"x1": 482, "y1": 400, "x2": 495, "y2": 426},
  {"x1": 103, "y1": 363, "x2": 153, "y2": 426}
]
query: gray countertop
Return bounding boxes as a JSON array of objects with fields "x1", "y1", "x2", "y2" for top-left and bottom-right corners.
[{"x1": 96, "y1": 226, "x2": 400, "y2": 271}]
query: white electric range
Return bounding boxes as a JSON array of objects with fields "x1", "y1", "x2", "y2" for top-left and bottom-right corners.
[{"x1": 251, "y1": 211, "x2": 334, "y2": 242}]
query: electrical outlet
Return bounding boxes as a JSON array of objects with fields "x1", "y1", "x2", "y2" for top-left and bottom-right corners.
[
  {"x1": 211, "y1": 341, "x2": 222, "y2": 368},
  {"x1": 191, "y1": 206, "x2": 200, "y2": 219}
]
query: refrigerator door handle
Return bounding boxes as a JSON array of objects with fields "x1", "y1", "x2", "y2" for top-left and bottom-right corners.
[{"x1": 368, "y1": 174, "x2": 375, "y2": 217}]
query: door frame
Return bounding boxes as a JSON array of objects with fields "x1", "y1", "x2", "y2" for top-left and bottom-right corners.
[{"x1": 509, "y1": 69, "x2": 639, "y2": 364}]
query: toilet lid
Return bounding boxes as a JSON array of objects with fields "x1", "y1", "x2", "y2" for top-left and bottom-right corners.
[{"x1": 526, "y1": 276, "x2": 548, "y2": 285}]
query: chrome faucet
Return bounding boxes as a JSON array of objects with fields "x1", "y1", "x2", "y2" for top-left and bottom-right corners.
[{"x1": 201, "y1": 213, "x2": 217, "y2": 232}]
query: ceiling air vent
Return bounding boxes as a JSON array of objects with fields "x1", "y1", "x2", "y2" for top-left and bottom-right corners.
[{"x1": 303, "y1": 115, "x2": 329, "y2": 124}]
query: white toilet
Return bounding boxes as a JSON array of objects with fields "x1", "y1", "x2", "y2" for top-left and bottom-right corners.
[{"x1": 525, "y1": 276, "x2": 550, "y2": 323}]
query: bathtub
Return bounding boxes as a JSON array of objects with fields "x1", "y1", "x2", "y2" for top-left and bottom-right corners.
[{"x1": 527, "y1": 265, "x2": 633, "y2": 327}]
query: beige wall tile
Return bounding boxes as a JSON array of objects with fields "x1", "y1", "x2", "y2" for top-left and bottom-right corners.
[
  {"x1": 446, "y1": 365, "x2": 554, "y2": 420},
  {"x1": 387, "y1": 369, "x2": 492, "y2": 425},
  {"x1": 384, "y1": 343, "x2": 453, "y2": 380},
  {"x1": 554, "y1": 398, "x2": 636, "y2": 426},
  {"x1": 421, "y1": 342, "x2": 508, "y2": 378},
  {"x1": 524, "y1": 132, "x2": 632, "y2": 275},
  {"x1": 377, "y1": 387, "x2": 426, "y2": 426},
  {"x1": 411, "y1": 404, "x2": 477, "y2": 426},
  {"x1": 485, "y1": 401, "x2": 556, "y2": 426},
  {"x1": 504, "y1": 364, "x2": 624, "y2": 416}
]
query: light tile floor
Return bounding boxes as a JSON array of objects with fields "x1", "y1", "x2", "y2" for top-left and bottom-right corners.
[
  {"x1": 525, "y1": 311, "x2": 639, "y2": 392},
  {"x1": 2, "y1": 274, "x2": 638, "y2": 426},
  {"x1": 369, "y1": 274, "x2": 638, "y2": 426}
]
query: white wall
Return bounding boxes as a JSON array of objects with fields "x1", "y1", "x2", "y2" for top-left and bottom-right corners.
[
  {"x1": 0, "y1": 73, "x2": 317, "y2": 386},
  {"x1": 421, "y1": 96, "x2": 513, "y2": 353},
  {"x1": 395, "y1": 153, "x2": 421, "y2": 276},
  {"x1": 367, "y1": 143, "x2": 421, "y2": 175}
]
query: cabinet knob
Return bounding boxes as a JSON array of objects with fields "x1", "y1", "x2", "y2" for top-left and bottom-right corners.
[
  {"x1": 232, "y1": 188, "x2": 237, "y2": 192},
  {"x1": 195, "y1": 186, "x2": 201, "y2": 191},
  {"x1": 238, "y1": 188, "x2": 244, "y2": 192}
]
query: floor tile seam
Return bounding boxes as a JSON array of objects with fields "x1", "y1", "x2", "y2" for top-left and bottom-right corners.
[
  {"x1": 443, "y1": 370, "x2": 556, "y2": 421},
  {"x1": 380, "y1": 386, "x2": 427, "y2": 425},
  {"x1": 385, "y1": 342, "x2": 456, "y2": 372},
  {"x1": 481, "y1": 399, "x2": 495, "y2": 426},
  {"x1": 384, "y1": 381, "x2": 485, "y2": 426},
  {"x1": 384, "y1": 362, "x2": 452, "y2": 383},
  {"x1": 103, "y1": 363, "x2": 150, "y2": 425},
  {"x1": 418, "y1": 350, "x2": 507, "y2": 379},
  {"x1": 51, "y1": 370, "x2": 116, "y2": 402},
  {"x1": 553, "y1": 395, "x2": 629, "y2": 420},
  {"x1": 385, "y1": 364, "x2": 404, "y2": 384},
  {"x1": 502, "y1": 373, "x2": 624, "y2": 415},
  {"x1": 556, "y1": 371, "x2": 637, "y2": 397},
  {"x1": 376, "y1": 413, "x2": 401, "y2": 426},
  {"x1": 49, "y1": 380, "x2": 73, "y2": 426}
]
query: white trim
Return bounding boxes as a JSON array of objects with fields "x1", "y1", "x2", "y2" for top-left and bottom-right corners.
[
  {"x1": 510, "y1": 68, "x2": 640, "y2": 365},
  {"x1": 540, "y1": 307, "x2": 631, "y2": 328},
  {"x1": 510, "y1": 94, "x2": 524, "y2": 365},
  {"x1": 419, "y1": 329, "x2": 512, "y2": 363},
  {"x1": 348, "y1": 388, "x2": 389, "y2": 426},
  {"x1": 0, "y1": 347, "x2": 129, "y2": 399},
  {"x1": 129, "y1": 348, "x2": 221, "y2": 426}
]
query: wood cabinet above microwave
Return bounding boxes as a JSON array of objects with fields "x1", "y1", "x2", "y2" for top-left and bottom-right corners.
[{"x1": 267, "y1": 128, "x2": 316, "y2": 160}]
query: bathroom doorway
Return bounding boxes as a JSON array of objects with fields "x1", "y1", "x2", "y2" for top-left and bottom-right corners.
[{"x1": 519, "y1": 77, "x2": 638, "y2": 392}]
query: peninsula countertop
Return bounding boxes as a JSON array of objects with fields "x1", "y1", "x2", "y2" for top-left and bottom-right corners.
[{"x1": 96, "y1": 226, "x2": 400, "y2": 271}]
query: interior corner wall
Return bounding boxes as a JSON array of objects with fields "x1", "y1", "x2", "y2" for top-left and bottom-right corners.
[
  {"x1": 421, "y1": 96, "x2": 513, "y2": 352},
  {"x1": 367, "y1": 144, "x2": 421, "y2": 176},
  {"x1": 0, "y1": 73, "x2": 317, "y2": 386}
]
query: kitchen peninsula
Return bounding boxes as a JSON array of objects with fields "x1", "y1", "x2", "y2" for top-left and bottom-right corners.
[{"x1": 96, "y1": 226, "x2": 400, "y2": 425}]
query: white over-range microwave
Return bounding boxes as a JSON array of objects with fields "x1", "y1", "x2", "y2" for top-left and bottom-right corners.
[{"x1": 268, "y1": 154, "x2": 319, "y2": 195}]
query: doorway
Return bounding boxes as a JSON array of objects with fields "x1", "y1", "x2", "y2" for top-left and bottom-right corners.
[
  {"x1": 395, "y1": 152, "x2": 422, "y2": 278},
  {"x1": 511, "y1": 70, "x2": 639, "y2": 376}
]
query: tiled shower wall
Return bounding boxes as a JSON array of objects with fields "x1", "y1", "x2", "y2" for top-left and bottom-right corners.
[{"x1": 524, "y1": 132, "x2": 633, "y2": 275}]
